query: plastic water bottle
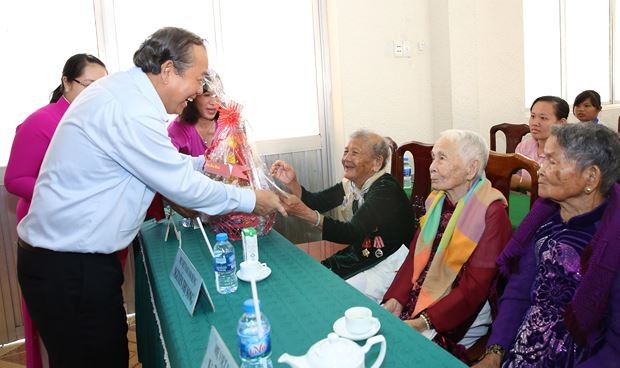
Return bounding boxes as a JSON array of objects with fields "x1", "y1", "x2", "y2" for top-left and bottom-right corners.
[
  {"x1": 213, "y1": 233, "x2": 238, "y2": 294},
  {"x1": 238, "y1": 299, "x2": 273, "y2": 368},
  {"x1": 403, "y1": 157, "x2": 413, "y2": 190}
]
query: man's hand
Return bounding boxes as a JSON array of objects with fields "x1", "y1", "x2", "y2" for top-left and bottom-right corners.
[
  {"x1": 253, "y1": 189, "x2": 287, "y2": 216},
  {"x1": 168, "y1": 200, "x2": 200, "y2": 219}
]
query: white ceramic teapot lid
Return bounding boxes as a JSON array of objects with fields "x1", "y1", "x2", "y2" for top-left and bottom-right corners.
[{"x1": 306, "y1": 333, "x2": 364, "y2": 368}]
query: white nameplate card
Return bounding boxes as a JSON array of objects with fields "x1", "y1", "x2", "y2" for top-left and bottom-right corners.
[
  {"x1": 169, "y1": 248, "x2": 215, "y2": 315},
  {"x1": 201, "y1": 326, "x2": 239, "y2": 368}
]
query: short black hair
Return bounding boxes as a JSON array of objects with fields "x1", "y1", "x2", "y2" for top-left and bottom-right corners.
[
  {"x1": 573, "y1": 90, "x2": 602, "y2": 110},
  {"x1": 530, "y1": 96, "x2": 569, "y2": 120}
]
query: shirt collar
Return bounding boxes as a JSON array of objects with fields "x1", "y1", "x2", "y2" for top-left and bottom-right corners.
[
  {"x1": 128, "y1": 67, "x2": 168, "y2": 124},
  {"x1": 552, "y1": 198, "x2": 608, "y2": 229}
]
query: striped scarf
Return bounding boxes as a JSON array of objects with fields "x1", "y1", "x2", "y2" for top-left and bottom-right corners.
[
  {"x1": 333, "y1": 168, "x2": 387, "y2": 222},
  {"x1": 410, "y1": 177, "x2": 506, "y2": 316}
]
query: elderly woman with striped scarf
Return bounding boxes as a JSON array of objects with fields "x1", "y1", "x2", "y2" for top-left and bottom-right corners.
[{"x1": 382, "y1": 129, "x2": 512, "y2": 360}]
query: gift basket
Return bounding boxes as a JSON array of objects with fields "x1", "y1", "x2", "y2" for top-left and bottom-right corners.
[{"x1": 203, "y1": 101, "x2": 276, "y2": 240}]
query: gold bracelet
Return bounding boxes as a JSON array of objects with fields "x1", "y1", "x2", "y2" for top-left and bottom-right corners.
[{"x1": 482, "y1": 344, "x2": 505, "y2": 360}]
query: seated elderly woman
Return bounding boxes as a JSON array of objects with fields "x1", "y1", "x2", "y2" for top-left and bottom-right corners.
[
  {"x1": 474, "y1": 123, "x2": 620, "y2": 367},
  {"x1": 382, "y1": 129, "x2": 512, "y2": 359},
  {"x1": 270, "y1": 129, "x2": 415, "y2": 302}
]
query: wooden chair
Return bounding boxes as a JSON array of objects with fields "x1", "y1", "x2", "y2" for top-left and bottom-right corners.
[
  {"x1": 490, "y1": 123, "x2": 530, "y2": 153},
  {"x1": 385, "y1": 136, "x2": 398, "y2": 157},
  {"x1": 485, "y1": 151, "x2": 539, "y2": 208},
  {"x1": 464, "y1": 154, "x2": 539, "y2": 363},
  {"x1": 617, "y1": 115, "x2": 620, "y2": 132},
  {"x1": 391, "y1": 141, "x2": 434, "y2": 220}
]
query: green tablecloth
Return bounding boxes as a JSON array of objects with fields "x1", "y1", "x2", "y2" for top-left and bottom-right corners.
[{"x1": 135, "y1": 219, "x2": 465, "y2": 368}]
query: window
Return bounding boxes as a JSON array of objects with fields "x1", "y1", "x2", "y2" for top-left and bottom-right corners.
[
  {"x1": 112, "y1": 0, "x2": 324, "y2": 144},
  {"x1": 212, "y1": 0, "x2": 321, "y2": 141},
  {"x1": 0, "y1": 0, "x2": 99, "y2": 166},
  {"x1": 523, "y1": 0, "x2": 613, "y2": 105},
  {"x1": 1, "y1": 0, "x2": 329, "y2": 165}
]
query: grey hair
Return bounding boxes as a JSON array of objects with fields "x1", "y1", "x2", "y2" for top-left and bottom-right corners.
[
  {"x1": 439, "y1": 129, "x2": 489, "y2": 177},
  {"x1": 133, "y1": 27, "x2": 205, "y2": 75},
  {"x1": 350, "y1": 129, "x2": 391, "y2": 170},
  {"x1": 550, "y1": 123, "x2": 620, "y2": 194}
]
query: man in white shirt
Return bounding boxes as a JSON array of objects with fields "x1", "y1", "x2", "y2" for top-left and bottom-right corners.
[{"x1": 16, "y1": 27, "x2": 284, "y2": 367}]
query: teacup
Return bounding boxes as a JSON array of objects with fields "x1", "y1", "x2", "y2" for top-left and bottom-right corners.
[
  {"x1": 239, "y1": 260, "x2": 267, "y2": 279},
  {"x1": 344, "y1": 306, "x2": 374, "y2": 334}
]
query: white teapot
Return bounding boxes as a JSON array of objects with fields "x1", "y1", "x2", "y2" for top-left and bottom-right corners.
[{"x1": 278, "y1": 332, "x2": 386, "y2": 368}]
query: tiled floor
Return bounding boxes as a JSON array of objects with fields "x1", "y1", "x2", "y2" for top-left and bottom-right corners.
[{"x1": 0, "y1": 316, "x2": 141, "y2": 368}]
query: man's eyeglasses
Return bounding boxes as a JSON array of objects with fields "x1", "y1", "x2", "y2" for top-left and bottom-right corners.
[{"x1": 73, "y1": 79, "x2": 94, "y2": 87}]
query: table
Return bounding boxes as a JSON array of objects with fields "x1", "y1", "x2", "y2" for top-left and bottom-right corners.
[{"x1": 134, "y1": 219, "x2": 466, "y2": 368}]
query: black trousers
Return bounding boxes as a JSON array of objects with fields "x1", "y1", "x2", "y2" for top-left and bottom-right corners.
[{"x1": 17, "y1": 239, "x2": 128, "y2": 368}]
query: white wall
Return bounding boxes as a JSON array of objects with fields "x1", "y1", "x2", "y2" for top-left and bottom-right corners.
[
  {"x1": 326, "y1": 0, "x2": 528, "y2": 178},
  {"x1": 326, "y1": 0, "x2": 433, "y2": 178}
]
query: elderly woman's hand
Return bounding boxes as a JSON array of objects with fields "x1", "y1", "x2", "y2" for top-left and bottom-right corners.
[
  {"x1": 280, "y1": 194, "x2": 306, "y2": 216},
  {"x1": 382, "y1": 298, "x2": 403, "y2": 316},
  {"x1": 471, "y1": 353, "x2": 502, "y2": 368},
  {"x1": 279, "y1": 193, "x2": 322, "y2": 226},
  {"x1": 270, "y1": 160, "x2": 302, "y2": 197},
  {"x1": 405, "y1": 318, "x2": 427, "y2": 332}
]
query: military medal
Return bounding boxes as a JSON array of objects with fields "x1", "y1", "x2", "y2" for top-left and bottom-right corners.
[
  {"x1": 373, "y1": 235, "x2": 385, "y2": 258},
  {"x1": 361, "y1": 238, "x2": 372, "y2": 257}
]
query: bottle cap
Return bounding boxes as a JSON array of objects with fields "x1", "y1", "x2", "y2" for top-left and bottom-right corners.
[
  {"x1": 243, "y1": 298, "x2": 261, "y2": 313},
  {"x1": 216, "y1": 233, "x2": 228, "y2": 242}
]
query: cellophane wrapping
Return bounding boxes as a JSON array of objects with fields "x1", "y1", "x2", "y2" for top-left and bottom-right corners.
[{"x1": 203, "y1": 102, "x2": 275, "y2": 240}]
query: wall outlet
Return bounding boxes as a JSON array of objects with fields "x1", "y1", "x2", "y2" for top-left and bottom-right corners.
[{"x1": 393, "y1": 40, "x2": 403, "y2": 57}]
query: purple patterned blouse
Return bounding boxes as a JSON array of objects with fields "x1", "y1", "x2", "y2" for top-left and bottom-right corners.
[{"x1": 503, "y1": 202, "x2": 607, "y2": 367}]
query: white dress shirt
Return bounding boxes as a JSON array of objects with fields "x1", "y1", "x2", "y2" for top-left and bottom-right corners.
[{"x1": 18, "y1": 67, "x2": 255, "y2": 253}]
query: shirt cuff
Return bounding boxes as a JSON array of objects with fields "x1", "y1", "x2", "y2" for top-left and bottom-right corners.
[{"x1": 237, "y1": 188, "x2": 256, "y2": 213}]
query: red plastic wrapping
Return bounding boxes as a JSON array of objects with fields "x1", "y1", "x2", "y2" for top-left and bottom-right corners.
[{"x1": 203, "y1": 102, "x2": 275, "y2": 240}]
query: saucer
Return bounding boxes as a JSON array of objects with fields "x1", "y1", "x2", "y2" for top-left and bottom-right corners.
[
  {"x1": 236, "y1": 266, "x2": 272, "y2": 282},
  {"x1": 332, "y1": 316, "x2": 381, "y2": 341}
]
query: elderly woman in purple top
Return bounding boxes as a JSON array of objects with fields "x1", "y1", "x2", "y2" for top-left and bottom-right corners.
[{"x1": 474, "y1": 123, "x2": 620, "y2": 367}]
